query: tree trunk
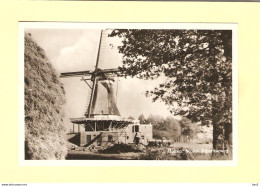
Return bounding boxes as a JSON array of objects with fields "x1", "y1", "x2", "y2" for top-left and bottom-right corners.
[
  {"x1": 212, "y1": 99, "x2": 218, "y2": 150},
  {"x1": 224, "y1": 123, "x2": 232, "y2": 149},
  {"x1": 212, "y1": 99, "x2": 219, "y2": 149},
  {"x1": 212, "y1": 120, "x2": 217, "y2": 149}
]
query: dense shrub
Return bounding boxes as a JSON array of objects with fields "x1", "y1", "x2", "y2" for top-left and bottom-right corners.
[
  {"x1": 139, "y1": 147, "x2": 169, "y2": 160},
  {"x1": 24, "y1": 33, "x2": 68, "y2": 159}
]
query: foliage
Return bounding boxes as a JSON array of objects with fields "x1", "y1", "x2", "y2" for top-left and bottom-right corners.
[
  {"x1": 138, "y1": 114, "x2": 149, "y2": 124},
  {"x1": 139, "y1": 114, "x2": 199, "y2": 141},
  {"x1": 127, "y1": 115, "x2": 135, "y2": 120},
  {"x1": 110, "y1": 29, "x2": 232, "y2": 149},
  {"x1": 139, "y1": 147, "x2": 169, "y2": 160},
  {"x1": 24, "y1": 33, "x2": 68, "y2": 159},
  {"x1": 179, "y1": 117, "x2": 197, "y2": 138},
  {"x1": 153, "y1": 129, "x2": 172, "y2": 140},
  {"x1": 146, "y1": 114, "x2": 165, "y2": 130},
  {"x1": 140, "y1": 114, "x2": 182, "y2": 141}
]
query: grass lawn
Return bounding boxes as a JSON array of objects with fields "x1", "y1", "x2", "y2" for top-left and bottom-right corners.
[{"x1": 170, "y1": 142, "x2": 212, "y2": 150}]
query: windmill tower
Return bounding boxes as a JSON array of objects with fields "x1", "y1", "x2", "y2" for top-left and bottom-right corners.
[{"x1": 60, "y1": 30, "x2": 133, "y2": 147}]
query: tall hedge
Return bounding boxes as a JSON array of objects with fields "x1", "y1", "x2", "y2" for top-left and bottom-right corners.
[{"x1": 24, "y1": 33, "x2": 68, "y2": 160}]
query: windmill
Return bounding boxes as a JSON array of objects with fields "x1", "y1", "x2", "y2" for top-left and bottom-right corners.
[{"x1": 60, "y1": 30, "x2": 133, "y2": 147}]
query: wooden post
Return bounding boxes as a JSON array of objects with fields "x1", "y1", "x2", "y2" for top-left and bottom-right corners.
[
  {"x1": 78, "y1": 124, "x2": 80, "y2": 133},
  {"x1": 73, "y1": 123, "x2": 74, "y2": 133},
  {"x1": 109, "y1": 121, "x2": 112, "y2": 131},
  {"x1": 95, "y1": 122, "x2": 96, "y2": 132}
]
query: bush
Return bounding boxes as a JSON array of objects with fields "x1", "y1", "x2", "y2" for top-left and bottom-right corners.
[
  {"x1": 139, "y1": 147, "x2": 168, "y2": 160},
  {"x1": 24, "y1": 33, "x2": 68, "y2": 160}
]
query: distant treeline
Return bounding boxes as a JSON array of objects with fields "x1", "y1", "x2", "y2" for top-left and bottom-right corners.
[{"x1": 128, "y1": 114, "x2": 198, "y2": 142}]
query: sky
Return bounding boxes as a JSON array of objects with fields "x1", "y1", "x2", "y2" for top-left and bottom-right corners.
[{"x1": 25, "y1": 28, "x2": 174, "y2": 120}]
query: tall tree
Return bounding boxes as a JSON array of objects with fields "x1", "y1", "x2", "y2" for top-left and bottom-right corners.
[
  {"x1": 110, "y1": 29, "x2": 232, "y2": 150},
  {"x1": 147, "y1": 114, "x2": 165, "y2": 130},
  {"x1": 179, "y1": 117, "x2": 197, "y2": 139},
  {"x1": 128, "y1": 115, "x2": 135, "y2": 120},
  {"x1": 138, "y1": 114, "x2": 148, "y2": 124},
  {"x1": 165, "y1": 116, "x2": 181, "y2": 141}
]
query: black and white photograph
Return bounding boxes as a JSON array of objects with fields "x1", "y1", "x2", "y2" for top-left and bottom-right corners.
[{"x1": 20, "y1": 23, "x2": 237, "y2": 164}]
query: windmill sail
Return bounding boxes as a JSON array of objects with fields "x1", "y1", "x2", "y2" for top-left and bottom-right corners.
[{"x1": 85, "y1": 30, "x2": 121, "y2": 117}]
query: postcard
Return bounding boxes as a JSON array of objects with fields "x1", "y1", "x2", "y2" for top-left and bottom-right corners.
[{"x1": 18, "y1": 22, "x2": 238, "y2": 166}]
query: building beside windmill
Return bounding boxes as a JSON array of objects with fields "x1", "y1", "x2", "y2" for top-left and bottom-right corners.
[
  {"x1": 63, "y1": 30, "x2": 153, "y2": 148},
  {"x1": 71, "y1": 116, "x2": 153, "y2": 147}
]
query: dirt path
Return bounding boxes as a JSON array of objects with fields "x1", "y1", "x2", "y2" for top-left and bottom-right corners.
[{"x1": 66, "y1": 150, "x2": 142, "y2": 160}]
